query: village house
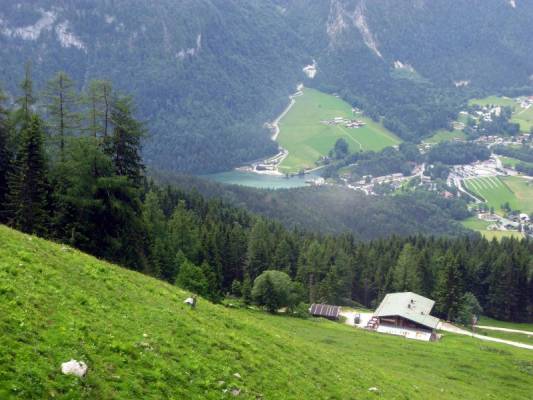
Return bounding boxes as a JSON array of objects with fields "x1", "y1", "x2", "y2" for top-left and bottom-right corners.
[{"x1": 366, "y1": 292, "x2": 440, "y2": 341}]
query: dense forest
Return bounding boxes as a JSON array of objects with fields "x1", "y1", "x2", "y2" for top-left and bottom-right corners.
[
  {"x1": 1, "y1": 71, "x2": 531, "y2": 324},
  {"x1": 154, "y1": 172, "x2": 472, "y2": 239},
  {"x1": 1, "y1": 1, "x2": 533, "y2": 173}
]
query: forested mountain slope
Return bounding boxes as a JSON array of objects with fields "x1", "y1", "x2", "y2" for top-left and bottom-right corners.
[
  {"x1": 1, "y1": 0, "x2": 532, "y2": 172},
  {"x1": 1, "y1": 225, "x2": 532, "y2": 399},
  {"x1": 154, "y1": 173, "x2": 472, "y2": 239}
]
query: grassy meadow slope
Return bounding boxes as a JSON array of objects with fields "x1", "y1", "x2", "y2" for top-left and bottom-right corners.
[
  {"x1": 1, "y1": 225, "x2": 533, "y2": 399},
  {"x1": 277, "y1": 89, "x2": 400, "y2": 173}
]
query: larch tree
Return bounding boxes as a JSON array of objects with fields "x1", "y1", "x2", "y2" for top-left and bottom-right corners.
[
  {"x1": 85, "y1": 80, "x2": 113, "y2": 139},
  {"x1": 43, "y1": 72, "x2": 80, "y2": 159}
]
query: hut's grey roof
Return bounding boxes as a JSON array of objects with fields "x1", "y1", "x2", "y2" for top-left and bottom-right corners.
[
  {"x1": 374, "y1": 292, "x2": 440, "y2": 329},
  {"x1": 309, "y1": 304, "x2": 341, "y2": 319}
]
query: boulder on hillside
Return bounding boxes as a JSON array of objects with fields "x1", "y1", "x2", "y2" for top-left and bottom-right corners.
[{"x1": 61, "y1": 359, "x2": 88, "y2": 377}]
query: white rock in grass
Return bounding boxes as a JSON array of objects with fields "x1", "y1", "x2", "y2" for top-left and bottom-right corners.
[
  {"x1": 368, "y1": 387, "x2": 379, "y2": 392},
  {"x1": 61, "y1": 359, "x2": 88, "y2": 377}
]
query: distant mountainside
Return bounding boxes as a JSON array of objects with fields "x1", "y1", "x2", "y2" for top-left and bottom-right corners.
[{"x1": 1, "y1": 0, "x2": 532, "y2": 172}]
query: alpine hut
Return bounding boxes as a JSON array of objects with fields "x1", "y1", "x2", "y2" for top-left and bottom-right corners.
[{"x1": 366, "y1": 292, "x2": 440, "y2": 341}]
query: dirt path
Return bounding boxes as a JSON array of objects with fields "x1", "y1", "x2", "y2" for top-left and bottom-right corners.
[
  {"x1": 476, "y1": 325, "x2": 533, "y2": 336},
  {"x1": 438, "y1": 321, "x2": 533, "y2": 350}
]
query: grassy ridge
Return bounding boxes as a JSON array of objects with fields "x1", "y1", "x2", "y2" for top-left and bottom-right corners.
[
  {"x1": 277, "y1": 88, "x2": 400, "y2": 173},
  {"x1": 1, "y1": 225, "x2": 533, "y2": 399}
]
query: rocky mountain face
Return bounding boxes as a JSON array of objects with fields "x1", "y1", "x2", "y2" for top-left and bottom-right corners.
[{"x1": 1, "y1": 0, "x2": 532, "y2": 172}]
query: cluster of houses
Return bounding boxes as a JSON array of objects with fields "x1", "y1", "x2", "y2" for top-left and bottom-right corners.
[
  {"x1": 472, "y1": 106, "x2": 502, "y2": 123},
  {"x1": 310, "y1": 292, "x2": 440, "y2": 342},
  {"x1": 321, "y1": 117, "x2": 366, "y2": 129},
  {"x1": 518, "y1": 96, "x2": 533, "y2": 109}
]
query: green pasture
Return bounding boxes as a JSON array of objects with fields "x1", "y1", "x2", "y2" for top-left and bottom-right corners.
[
  {"x1": 461, "y1": 217, "x2": 523, "y2": 240},
  {"x1": 463, "y1": 176, "x2": 532, "y2": 214},
  {"x1": 277, "y1": 88, "x2": 401, "y2": 173},
  {"x1": 424, "y1": 129, "x2": 466, "y2": 144},
  {"x1": 1, "y1": 225, "x2": 533, "y2": 400}
]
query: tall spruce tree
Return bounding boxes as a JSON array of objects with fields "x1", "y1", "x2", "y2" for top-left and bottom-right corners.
[
  {"x1": 391, "y1": 243, "x2": 421, "y2": 293},
  {"x1": 7, "y1": 115, "x2": 50, "y2": 235},
  {"x1": 434, "y1": 251, "x2": 464, "y2": 321},
  {"x1": 106, "y1": 96, "x2": 145, "y2": 186}
]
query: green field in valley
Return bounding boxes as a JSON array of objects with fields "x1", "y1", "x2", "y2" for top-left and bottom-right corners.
[
  {"x1": 461, "y1": 217, "x2": 523, "y2": 240},
  {"x1": 469, "y1": 96, "x2": 517, "y2": 108},
  {"x1": 500, "y1": 156, "x2": 533, "y2": 171},
  {"x1": 1, "y1": 225, "x2": 533, "y2": 399},
  {"x1": 464, "y1": 176, "x2": 533, "y2": 214},
  {"x1": 277, "y1": 88, "x2": 401, "y2": 173},
  {"x1": 424, "y1": 129, "x2": 466, "y2": 144},
  {"x1": 469, "y1": 96, "x2": 533, "y2": 132},
  {"x1": 500, "y1": 156, "x2": 522, "y2": 168}
]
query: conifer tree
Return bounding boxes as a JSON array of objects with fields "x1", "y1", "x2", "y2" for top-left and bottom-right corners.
[
  {"x1": 434, "y1": 252, "x2": 464, "y2": 321},
  {"x1": 43, "y1": 72, "x2": 80, "y2": 159},
  {"x1": 13, "y1": 62, "x2": 35, "y2": 129},
  {"x1": 106, "y1": 96, "x2": 145, "y2": 186},
  {"x1": 246, "y1": 219, "x2": 273, "y2": 279},
  {"x1": 85, "y1": 80, "x2": 113, "y2": 139},
  {"x1": 7, "y1": 115, "x2": 50, "y2": 235},
  {"x1": 0, "y1": 88, "x2": 12, "y2": 220},
  {"x1": 391, "y1": 243, "x2": 421, "y2": 292}
]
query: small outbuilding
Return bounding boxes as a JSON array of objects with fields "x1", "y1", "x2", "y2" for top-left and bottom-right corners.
[
  {"x1": 368, "y1": 292, "x2": 440, "y2": 341},
  {"x1": 309, "y1": 304, "x2": 341, "y2": 320}
]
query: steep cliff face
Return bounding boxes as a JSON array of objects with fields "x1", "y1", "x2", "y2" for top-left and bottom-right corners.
[{"x1": 1, "y1": 0, "x2": 532, "y2": 172}]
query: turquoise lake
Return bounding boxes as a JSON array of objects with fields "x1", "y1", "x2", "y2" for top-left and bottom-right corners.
[{"x1": 203, "y1": 170, "x2": 321, "y2": 189}]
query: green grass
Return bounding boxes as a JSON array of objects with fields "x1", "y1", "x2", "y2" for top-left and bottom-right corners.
[
  {"x1": 500, "y1": 156, "x2": 522, "y2": 168},
  {"x1": 468, "y1": 96, "x2": 516, "y2": 108},
  {"x1": 461, "y1": 217, "x2": 523, "y2": 240},
  {"x1": 463, "y1": 176, "x2": 533, "y2": 214},
  {"x1": 277, "y1": 88, "x2": 401, "y2": 173},
  {"x1": 461, "y1": 217, "x2": 491, "y2": 231},
  {"x1": 424, "y1": 130, "x2": 466, "y2": 144},
  {"x1": 502, "y1": 176, "x2": 533, "y2": 214},
  {"x1": 476, "y1": 329, "x2": 533, "y2": 346},
  {"x1": 475, "y1": 317, "x2": 533, "y2": 345},
  {"x1": 479, "y1": 317, "x2": 533, "y2": 332},
  {"x1": 512, "y1": 103, "x2": 533, "y2": 132},
  {"x1": 468, "y1": 95, "x2": 533, "y2": 132},
  {"x1": 1, "y1": 225, "x2": 533, "y2": 399}
]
